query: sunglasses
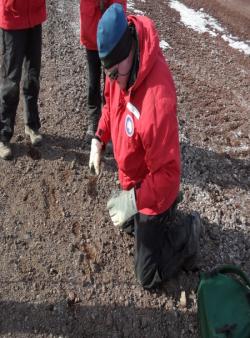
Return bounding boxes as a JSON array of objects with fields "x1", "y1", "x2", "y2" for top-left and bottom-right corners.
[
  {"x1": 104, "y1": 63, "x2": 131, "y2": 80},
  {"x1": 105, "y1": 67, "x2": 119, "y2": 80}
]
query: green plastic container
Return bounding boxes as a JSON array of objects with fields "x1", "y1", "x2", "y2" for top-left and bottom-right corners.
[{"x1": 197, "y1": 265, "x2": 250, "y2": 338}]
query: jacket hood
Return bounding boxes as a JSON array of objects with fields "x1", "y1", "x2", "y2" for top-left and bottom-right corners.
[{"x1": 128, "y1": 15, "x2": 160, "y2": 91}]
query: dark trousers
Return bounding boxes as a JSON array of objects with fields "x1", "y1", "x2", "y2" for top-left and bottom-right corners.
[
  {"x1": 0, "y1": 25, "x2": 42, "y2": 142},
  {"x1": 123, "y1": 207, "x2": 195, "y2": 289},
  {"x1": 86, "y1": 49, "x2": 103, "y2": 131}
]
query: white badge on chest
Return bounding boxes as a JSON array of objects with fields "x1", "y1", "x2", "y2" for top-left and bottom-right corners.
[{"x1": 125, "y1": 114, "x2": 134, "y2": 137}]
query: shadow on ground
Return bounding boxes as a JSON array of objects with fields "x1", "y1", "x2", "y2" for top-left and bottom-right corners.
[
  {"x1": 181, "y1": 141, "x2": 249, "y2": 191},
  {"x1": 0, "y1": 300, "x2": 196, "y2": 338},
  {"x1": 10, "y1": 135, "x2": 249, "y2": 192}
]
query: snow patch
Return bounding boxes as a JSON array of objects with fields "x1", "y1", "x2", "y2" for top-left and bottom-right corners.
[
  {"x1": 169, "y1": 0, "x2": 250, "y2": 55},
  {"x1": 222, "y1": 35, "x2": 250, "y2": 55}
]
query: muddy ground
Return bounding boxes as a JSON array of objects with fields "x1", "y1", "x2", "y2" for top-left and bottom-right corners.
[{"x1": 0, "y1": 0, "x2": 249, "y2": 337}]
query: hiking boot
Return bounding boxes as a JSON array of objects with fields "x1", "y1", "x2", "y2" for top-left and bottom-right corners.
[
  {"x1": 25, "y1": 126, "x2": 42, "y2": 146},
  {"x1": 182, "y1": 212, "x2": 202, "y2": 272},
  {"x1": 0, "y1": 141, "x2": 12, "y2": 160}
]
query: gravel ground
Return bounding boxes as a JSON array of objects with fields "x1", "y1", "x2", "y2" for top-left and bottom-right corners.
[{"x1": 0, "y1": 0, "x2": 249, "y2": 337}]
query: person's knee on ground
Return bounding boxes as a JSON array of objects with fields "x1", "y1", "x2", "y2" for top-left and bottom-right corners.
[
  {"x1": 134, "y1": 211, "x2": 202, "y2": 289},
  {"x1": 163, "y1": 211, "x2": 202, "y2": 272},
  {"x1": 136, "y1": 263, "x2": 162, "y2": 289},
  {"x1": 134, "y1": 213, "x2": 166, "y2": 289}
]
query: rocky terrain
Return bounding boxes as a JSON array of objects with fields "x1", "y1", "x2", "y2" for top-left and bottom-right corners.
[{"x1": 0, "y1": 0, "x2": 249, "y2": 337}]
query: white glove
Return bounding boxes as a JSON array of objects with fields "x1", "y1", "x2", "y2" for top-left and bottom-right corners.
[
  {"x1": 107, "y1": 188, "x2": 138, "y2": 227},
  {"x1": 89, "y1": 138, "x2": 102, "y2": 175}
]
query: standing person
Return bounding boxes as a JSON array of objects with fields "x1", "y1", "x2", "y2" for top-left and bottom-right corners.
[
  {"x1": 80, "y1": 0, "x2": 126, "y2": 144},
  {"x1": 89, "y1": 4, "x2": 202, "y2": 289},
  {"x1": 0, "y1": 0, "x2": 47, "y2": 160}
]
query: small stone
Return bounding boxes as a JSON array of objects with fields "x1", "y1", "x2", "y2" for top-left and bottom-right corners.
[
  {"x1": 70, "y1": 160, "x2": 76, "y2": 169},
  {"x1": 180, "y1": 291, "x2": 186, "y2": 308},
  {"x1": 78, "y1": 252, "x2": 84, "y2": 263},
  {"x1": 67, "y1": 291, "x2": 76, "y2": 304}
]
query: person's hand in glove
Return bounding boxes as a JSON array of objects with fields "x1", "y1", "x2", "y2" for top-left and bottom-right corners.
[
  {"x1": 89, "y1": 138, "x2": 103, "y2": 175},
  {"x1": 107, "y1": 189, "x2": 138, "y2": 227}
]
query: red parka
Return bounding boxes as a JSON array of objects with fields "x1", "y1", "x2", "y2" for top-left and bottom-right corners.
[
  {"x1": 96, "y1": 15, "x2": 181, "y2": 216},
  {"x1": 80, "y1": 0, "x2": 126, "y2": 50},
  {"x1": 0, "y1": 0, "x2": 46, "y2": 30}
]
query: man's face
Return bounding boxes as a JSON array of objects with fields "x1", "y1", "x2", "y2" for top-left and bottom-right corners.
[{"x1": 104, "y1": 52, "x2": 132, "y2": 90}]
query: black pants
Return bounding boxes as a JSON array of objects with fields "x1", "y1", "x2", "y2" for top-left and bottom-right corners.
[
  {"x1": 0, "y1": 25, "x2": 42, "y2": 143},
  {"x1": 86, "y1": 49, "x2": 103, "y2": 130},
  {"x1": 123, "y1": 207, "x2": 195, "y2": 289}
]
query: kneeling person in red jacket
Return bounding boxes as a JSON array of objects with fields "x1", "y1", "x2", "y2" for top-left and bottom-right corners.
[
  {"x1": 0, "y1": 0, "x2": 46, "y2": 159},
  {"x1": 89, "y1": 4, "x2": 202, "y2": 289}
]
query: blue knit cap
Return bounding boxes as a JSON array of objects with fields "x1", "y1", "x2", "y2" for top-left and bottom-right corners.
[{"x1": 97, "y1": 3, "x2": 132, "y2": 69}]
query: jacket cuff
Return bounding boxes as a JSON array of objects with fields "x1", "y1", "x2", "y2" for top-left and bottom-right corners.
[{"x1": 93, "y1": 135, "x2": 102, "y2": 143}]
